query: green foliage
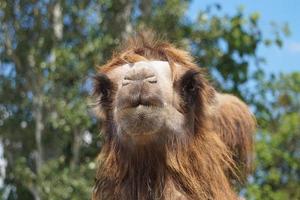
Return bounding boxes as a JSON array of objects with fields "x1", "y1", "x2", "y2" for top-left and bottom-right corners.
[
  {"x1": 11, "y1": 157, "x2": 95, "y2": 200},
  {"x1": 39, "y1": 159, "x2": 95, "y2": 200},
  {"x1": 245, "y1": 73, "x2": 300, "y2": 200},
  {"x1": 0, "y1": 0, "x2": 297, "y2": 199}
]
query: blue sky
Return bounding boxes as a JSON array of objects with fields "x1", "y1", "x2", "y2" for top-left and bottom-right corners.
[{"x1": 188, "y1": 0, "x2": 300, "y2": 75}]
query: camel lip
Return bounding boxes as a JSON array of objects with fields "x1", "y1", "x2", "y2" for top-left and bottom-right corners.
[
  {"x1": 119, "y1": 104, "x2": 162, "y2": 114},
  {"x1": 118, "y1": 100, "x2": 163, "y2": 110},
  {"x1": 132, "y1": 101, "x2": 155, "y2": 108},
  {"x1": 125, "y1": 131, "x2": 157, "y2": 137}
]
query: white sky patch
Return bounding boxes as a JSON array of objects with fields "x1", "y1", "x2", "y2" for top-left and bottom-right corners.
[
  {"x1": 83, "y1": 130, "x2": 92, "y2": 145},
  {"x1": 0, "y1": 139, "x2": 7, "y2": 188},
  {"x1": 20, "y1": 121, "x2": 27, "y2": 129},
  {"x1": 288, "y1": 41, "x2": 300, "y2": 54}
]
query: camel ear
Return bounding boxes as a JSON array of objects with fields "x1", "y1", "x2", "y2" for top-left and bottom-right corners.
[
  {"x1": 179, "y1": 70, "x2": 201, "y2": 103},
  {"x1": 92, "y1": 73, "x2": 115, "y2": 120},
  {"x1": 180, "y1": 70, "x2": 200, "y2": 92},
  {"x1": 93, "y1": 73, "x2": 113, "y2": 98}
]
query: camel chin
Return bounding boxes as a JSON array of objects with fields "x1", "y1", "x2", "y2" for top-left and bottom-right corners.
[{"x1": 116, "y1": 105, "x2": 165, "y2": 139}]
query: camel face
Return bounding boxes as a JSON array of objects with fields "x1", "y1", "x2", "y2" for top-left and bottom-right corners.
[{"x1": 100, "y1": 61, "x2": 187, "y2": 145}]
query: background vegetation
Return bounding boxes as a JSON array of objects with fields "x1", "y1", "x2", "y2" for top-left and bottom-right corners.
[{"x1": 0, "y1": 0, "x2": 299, "y2": 199}]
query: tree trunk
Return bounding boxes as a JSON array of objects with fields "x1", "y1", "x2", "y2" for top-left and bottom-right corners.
[
  {"x1": 30, "y1": 88, "x2": 44, "y2": 200},
  {"x1": 70, "y1": 130, "x2": 82, "y2": 170},
  {"x1": 53, "y1": 2, "x2": 63, "y2": 40},
  {"x1": 139, "y1": 0, "x2": 153, "y2": 23},
  {"x1": 29, "y1": 186, "x2": 41, "y2": 200},
  {"x1": 33, "y1": 95, "x2": 44, "y2": 173},
  {"x1": 28, "y1": 3, "x2": 63, "y2": 199},
  {"x1": 103, "y1": 0, "x2": 133, "y2": 39}
]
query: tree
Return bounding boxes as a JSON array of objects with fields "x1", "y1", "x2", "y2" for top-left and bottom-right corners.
[
  {"x1": 245, "y1": 73, "x2": 300, "y2": 200},
  {"x1": 0, "y1": 1, "x2": 100, "y2": 199},
  {"x1": 0, "y1": 0, "x2": 291, "y2": 199}
]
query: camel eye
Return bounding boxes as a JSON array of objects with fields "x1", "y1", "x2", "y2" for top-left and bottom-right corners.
[{"x1": 93, "y1": 73, "x2": 113, "y2": 98}]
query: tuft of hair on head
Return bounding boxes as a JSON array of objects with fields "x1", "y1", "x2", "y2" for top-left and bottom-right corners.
[
  {"x1": 123, "y1": 29, "x2": 164, "y2": 50},
  {"x1": 98, "y1": 29, "x2": 203, "y2": 77}
]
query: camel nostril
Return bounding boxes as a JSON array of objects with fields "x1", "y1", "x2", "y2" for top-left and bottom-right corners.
[
  {"x1": 122, "y1": 74, "x2": 157, "y2": 86},
  {"x1": 145, "y1": 76, "x2": 157, "y2": 84},
  {"x1": 122, "y1": 79, "x2": 132, "y2": 86},
  {"x1": 124, "y1": 76, "x2": 134, "y2": 81}
]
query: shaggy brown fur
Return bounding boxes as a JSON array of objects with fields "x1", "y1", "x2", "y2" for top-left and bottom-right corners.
[{"x1": 92, "y1": 32, "x2": 255, "y2": 200}]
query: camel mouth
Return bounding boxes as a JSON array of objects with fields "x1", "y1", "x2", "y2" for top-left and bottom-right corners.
[
  {"x1": 125, "y1": 102, "x2": 161, "y2": 110},
  {"x1": 117, "y1": 94, "x2": 164, "y2": 110},
  {"x1": 115, "y1": 103, "x2": 165, "y2": 139},
  {"x1": 115, "y1": 87, "x2": 166, "y2": 139},
  {"x1": 119, "y1": 104, "x2": 162, "y2": 117}
]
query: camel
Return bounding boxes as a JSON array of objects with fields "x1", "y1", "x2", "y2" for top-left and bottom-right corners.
[{"x1": 92, "y1": 32, "x2": 255, "y2": 200}]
